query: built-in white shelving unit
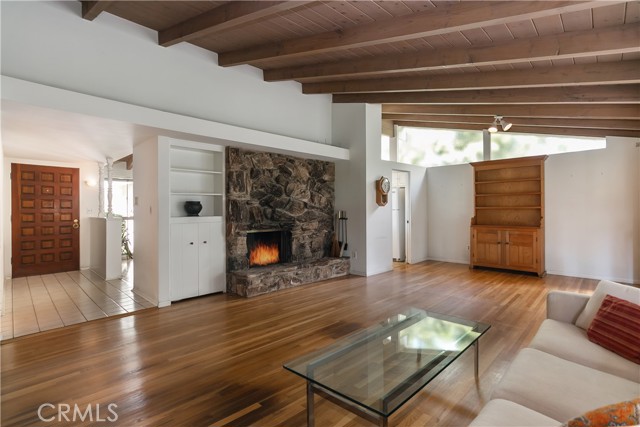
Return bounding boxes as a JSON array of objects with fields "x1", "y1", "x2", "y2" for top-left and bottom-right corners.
[{"x1": 169, "y1": 145, "x2": 224, "y2": 218}]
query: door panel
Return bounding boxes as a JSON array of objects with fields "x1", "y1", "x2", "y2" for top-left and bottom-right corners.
[
  {"x1": 11, "y1": 164, "x2": 80, "y2": 277},
  {"x1": 505, "y1": 231, "x2": 537, "y2": 270},
  {"x1": 473, "y1": 229, "x2": 502, "y2": 266}
]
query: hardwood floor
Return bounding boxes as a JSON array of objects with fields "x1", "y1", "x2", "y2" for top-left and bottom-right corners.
[
  {"x1": 1, "y1": 263, "x2": 154, "y2": 341},
  {"x1": 1, "y1": 261, "x2": 598, "y2": 426}
]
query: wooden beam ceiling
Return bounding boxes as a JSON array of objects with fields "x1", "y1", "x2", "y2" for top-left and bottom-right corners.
[
  {"x1": 81, "y1": 1, "x2": 113, "y2": 21},
  {"x1": 334, "y1": 85, "x2": 640, "y2": 104},
  {"x1": 76, "y1": 1, "x2": 640, "y2": 139},
  {"x1": 158, "y1": 2, "x2": 306, "y2": 48},
  {"x1": 381, "y1": 104, "x2": 640, "y2": 120},
  {"x1": 218, "y1": 1, "x2": 616, "y2": 66},
  {"x1": 303, "y1": 61, "x2": 640, "y2": 94},
  {"x1": 265, "y1": 24, "x2": 640, "y2": 82},
  {"x1": 382, "y1": 114, "x2": 640, "y2": 131},
  {"x1": 392, "y1": 121, "x2": 640, "y2": 138}
]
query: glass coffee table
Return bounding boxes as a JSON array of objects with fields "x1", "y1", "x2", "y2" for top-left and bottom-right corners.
[{"x1": 284, "y1": 308, "x2": 490, "y2": 427}]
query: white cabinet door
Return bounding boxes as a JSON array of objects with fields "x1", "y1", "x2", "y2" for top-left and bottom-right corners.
[
  {"x1": 198, "y1": 222, "x2": 226, "y2": 294},
  {"x1": 170, "y1": 223, "x2": 199, "y2": 301}
]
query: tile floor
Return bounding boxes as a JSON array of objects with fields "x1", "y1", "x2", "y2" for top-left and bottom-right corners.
[{"x1": 1, "y1": 262, "x2": 154, "y2": 341}]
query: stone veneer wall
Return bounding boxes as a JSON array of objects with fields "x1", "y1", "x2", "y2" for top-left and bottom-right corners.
[{"x1": 226, "y1": 147, "x2": 335, "y2": 274}]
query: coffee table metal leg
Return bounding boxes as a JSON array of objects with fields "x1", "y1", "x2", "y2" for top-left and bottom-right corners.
[
  {"x1": 307, "y1": 381, "x2": 315, "y2": 427},
  {"x1": 474, "y1": 341, "x2": 479, "y2": 378}
]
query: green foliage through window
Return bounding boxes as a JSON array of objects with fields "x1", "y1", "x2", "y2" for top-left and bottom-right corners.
[{"x1": 393, "y1": 126, "x2": 605, "y2": 167}]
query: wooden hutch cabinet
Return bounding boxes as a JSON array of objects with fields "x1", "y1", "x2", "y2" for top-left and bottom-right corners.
[{"x1": 470, "y1": 155, "x2": 547, "y2": 277}]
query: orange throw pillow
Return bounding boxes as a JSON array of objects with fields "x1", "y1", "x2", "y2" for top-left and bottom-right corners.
[
  {"x1": 562, "y1": 398, "x2": 640, "y2": 427},
  {"x1": 587, "y1": 294, "x2": 640, "y2": 364}
]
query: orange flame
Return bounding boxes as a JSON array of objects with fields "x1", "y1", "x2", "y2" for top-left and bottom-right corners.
[{"x1": 250, "y1": 242, "x2": 280, "y2": 266}]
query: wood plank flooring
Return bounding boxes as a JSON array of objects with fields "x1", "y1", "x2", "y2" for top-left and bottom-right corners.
[
  {"x1": 1, "y1": 261, "x2": 599, "y2": 426},
  {"x1": 1, "y1": 264, "x2": 154, "y2": 341}
]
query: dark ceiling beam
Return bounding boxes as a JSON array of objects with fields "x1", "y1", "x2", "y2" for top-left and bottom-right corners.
[
  {"x1": 392, "y1": 121, "x2": 640, "y2": 138},
  {"x1": 265, "y1": 24, "x2": 640, "y2": 82},
  {"x1": 303, "y1": 61, "x2": 640, "y2": 94},
  {"x1": 218, "y1": 1, "x2": 613, "y2": 66},
  {"x1": 383, "y1": 114, "x2": 640, "y2": 131},
  {"x1": 333, "y1": 85, "x2": 640, "y2": 104},
  {"x1": 159, "y1": 2, "x2": 306, "y2": 48},
  {"x1": 381, "y1": 104, "x2": 640, "y2": 120},
  {"x1": 81, "y1": 1, "x2": 113, "y2": 21}
]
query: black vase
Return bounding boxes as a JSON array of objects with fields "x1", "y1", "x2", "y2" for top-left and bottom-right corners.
[{"x1": 184, "y1": 201, "x2": 203, "y2": 216}]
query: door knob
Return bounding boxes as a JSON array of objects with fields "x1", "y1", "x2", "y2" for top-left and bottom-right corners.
[{"x1": 72, "y1": 219, "x2": 79, "y2": 229}]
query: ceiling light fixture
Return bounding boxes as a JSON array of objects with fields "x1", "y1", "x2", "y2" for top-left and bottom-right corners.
[
  {"x1": 499, "y1": 116, "x2": 513, "y2": 131},
  {"x1": 488, "y1": 115, "x2": 512, "y2": 132},
  {"x1": 488, "y1": 117, "x2": 499, "y2": 133}
]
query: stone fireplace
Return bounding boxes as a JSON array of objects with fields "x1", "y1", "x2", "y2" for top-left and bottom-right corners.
[{"x1": 226, "y1": 148, "x2": 349, "y2": 297}]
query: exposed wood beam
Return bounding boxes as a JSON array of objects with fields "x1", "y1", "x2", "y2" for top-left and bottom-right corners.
[
  {"x1": 218, "y1": 1, "x2": 613, "y2": 67},
  {"x1": 383, "y1": 114, "x2": 640, "y2": 131},
  {"x1": 381, "y1": 104, "x2": 640, "y2": 120},
  {"x1": 333, "y1": 85, "x2": 640, "y2": 104},
  {"x1": 265, "y1": 24, "x2": 640, "y2": 82},
  {"x1": 81, "y1": 1, "x2": 113, "y2": 21},
  {"x1": 393, "y1": 121, "x2": 640, "y2": 138},
  {"x1": 116, "y1": 154, "x2": 133, "y2": 170},
  {"x1": 159, "y1": 2, "x2": 306, "y2": 48},
  {"x1": 303, "y1": 61, "x2": 640, "y2": 94}
]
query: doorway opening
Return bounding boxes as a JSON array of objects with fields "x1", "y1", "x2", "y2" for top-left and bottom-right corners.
[{"x1": 391, "y1": 170, "x2": 410, "y2": 264}]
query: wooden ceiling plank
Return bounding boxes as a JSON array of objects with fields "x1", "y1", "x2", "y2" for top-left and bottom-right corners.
[
  {"x1": 264, "y1": 23, "x2": 640, "y2": 82},
  {"x1": 382, "y1": 114, "x2": 640, "y2": 130},
  {"x1": 219, "y1": 1, "x2": 617, "y2": 66},
  {"x1": 158, "y1": 1, "x2": 307, "y2": 47},
  {"x1": 303, "y1": 60, "x2": 640, "y2": 94},
  {"x1": 333, "y1": 84, "x2": 640, "y2": 104},
  {"x1": 392, "y1": 120, "x2": 640, "y2": 138},
  {"x1": 381, "y1": 104, "x2": 640, "y2": 120},
  {"x1": 81, "y1": 1, "x2": 114, "y2": 21}
]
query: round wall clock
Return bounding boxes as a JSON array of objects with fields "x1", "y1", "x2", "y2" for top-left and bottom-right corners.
[{"x1": 376, "y1": 176, "x2": 391, "y2": 206}]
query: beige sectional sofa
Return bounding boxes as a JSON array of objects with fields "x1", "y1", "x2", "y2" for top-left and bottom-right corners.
[{"x1": 470, "y1": 280, "x2": 640, "y2": 426}]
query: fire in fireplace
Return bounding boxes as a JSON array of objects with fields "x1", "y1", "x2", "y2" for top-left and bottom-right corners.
[{"x1": 247, "y1": 229, "x2": 292, "y2": 268}]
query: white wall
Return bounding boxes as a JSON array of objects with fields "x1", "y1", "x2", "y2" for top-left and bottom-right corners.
[
  {"x1": 132, "y1": 137, "x2": 160, "y2": 305},
  {"x1": 0, "y1": 1, "x2": 332, "y2": 145},
  {"x1": 427, "y1": 164, "x2": 474, "y2": 264},
  {"x1": 2, "y1": 158, "x2": 99, "y2": 277},
  {"x1": 425, "y1": 138, "x2": 640, "y2": 284},
  {"x1": 546, "y1": 137, "x2": 640, "y2": 283},
  {"x1": 334, "y1": 105, "x2": 368, "y2": 275},
  {"x1": 334, "y1": 104, "x2": 428, "y2": 276}
]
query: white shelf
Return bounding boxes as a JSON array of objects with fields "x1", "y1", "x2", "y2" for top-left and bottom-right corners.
[{"x1": 169, "y1": 143, "x2": 224, "y2": 220}]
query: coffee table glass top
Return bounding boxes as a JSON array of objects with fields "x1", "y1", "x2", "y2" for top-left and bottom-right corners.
[{"x1": 284, "y1": 308, "x2": 490, "y2": 417}]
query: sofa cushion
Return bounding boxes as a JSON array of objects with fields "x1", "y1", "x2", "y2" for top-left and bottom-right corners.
[
  {"x1": 587, "y1": 294, "x2": 640, "y2": 364},
  {"x1": 469, "y1": 399, "x2": 561, "y2": 427},
  {"x1": 575, "y1": 280, "x2": 640, "y2": 330},
  {"x1": 561, "y1": 398, "x2": 640, "y2": 427},
  {"x1": 492, "y1": 348, "x2": 640, "y2": 422},
  {"x1": 529, "y1": 319, "x2": 640, "y2": 382}
]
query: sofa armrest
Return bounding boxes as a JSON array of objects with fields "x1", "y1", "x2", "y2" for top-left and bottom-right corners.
[{"x1": 546, "y1": 291, "x2": 590, "y2": 324}]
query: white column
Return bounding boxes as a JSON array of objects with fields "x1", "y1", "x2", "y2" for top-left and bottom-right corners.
[
  {"x1": 483, "y1": 130, "x2": 491, "y2": 161},
  {"x1": 97, "y1": 162, "x2": 105, "y2": 217},
  {"x1": 106, "y1": 156, "x2": 114, "y2": 218}
]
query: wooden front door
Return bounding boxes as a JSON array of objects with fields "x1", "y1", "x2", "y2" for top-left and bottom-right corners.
[{"x1": 11, "y1": 164, "x2": 80, "y2": 278}]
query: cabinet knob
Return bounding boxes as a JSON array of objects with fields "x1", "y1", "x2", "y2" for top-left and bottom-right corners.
[
  {"x1": 190, "y1": 242, "x2": 194, "y2": 245},
  {"x1": 203, "y1": 241, "x2": 207, "y2": 244}
]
